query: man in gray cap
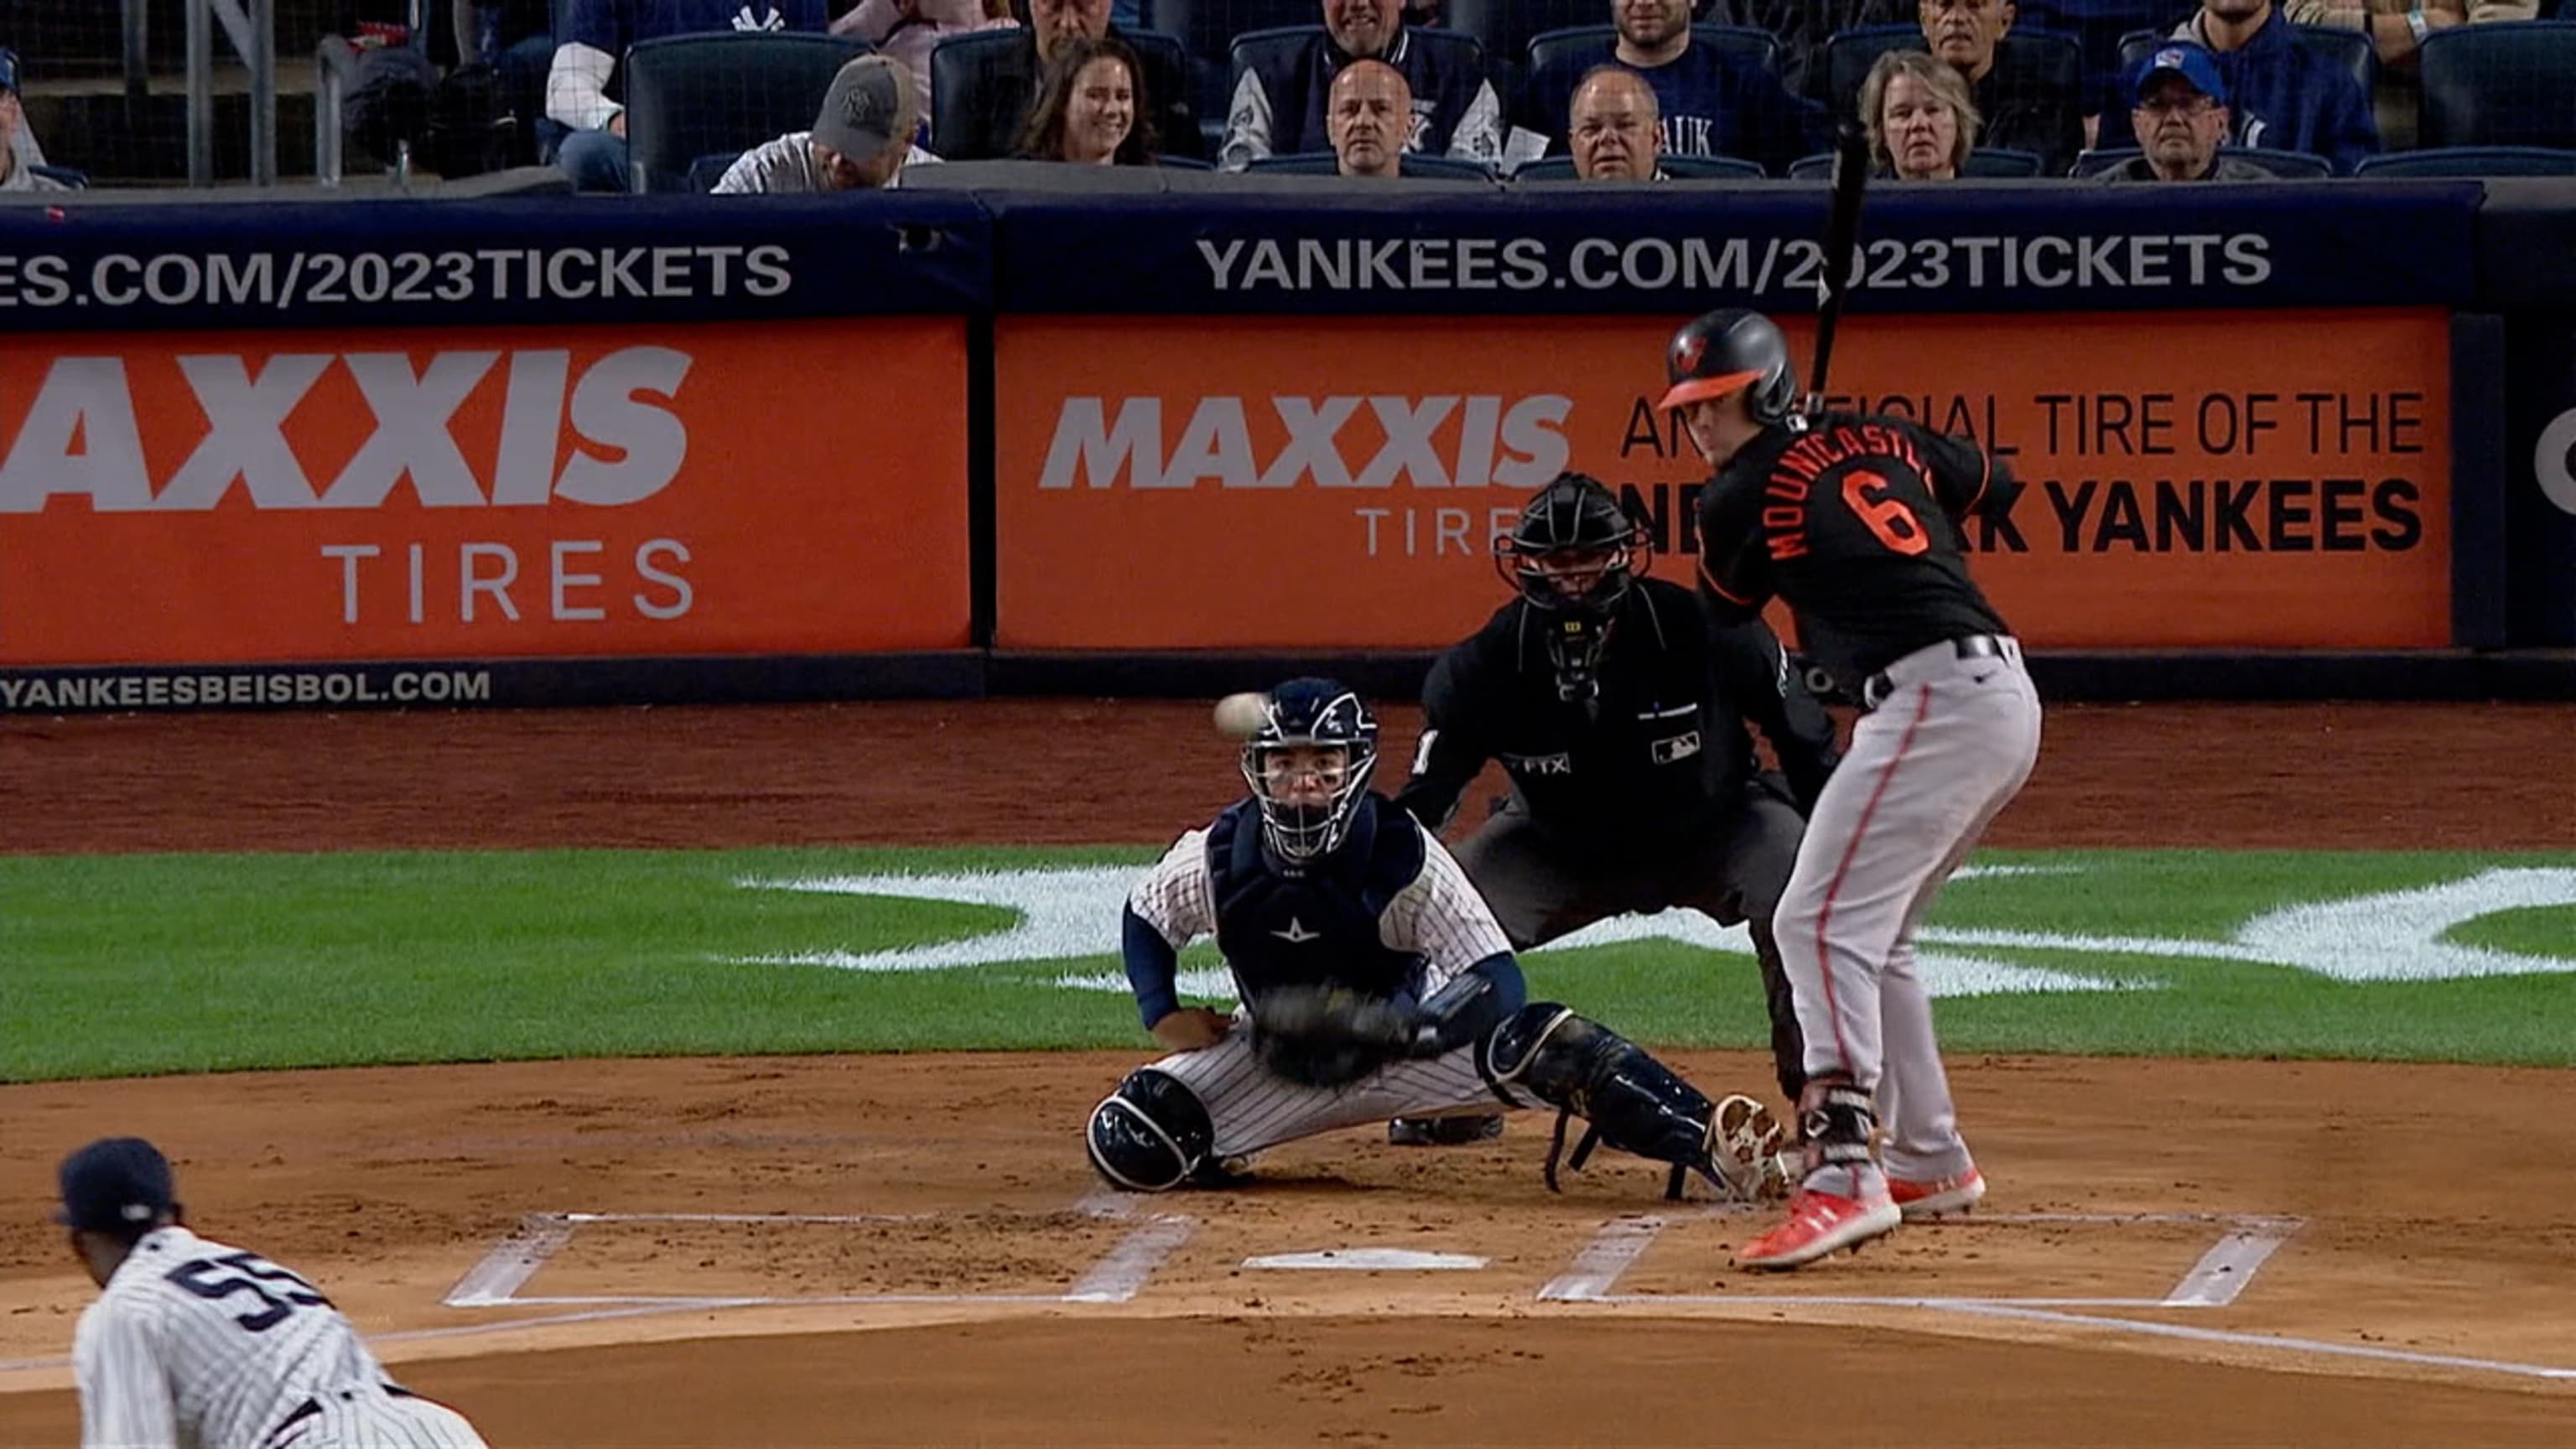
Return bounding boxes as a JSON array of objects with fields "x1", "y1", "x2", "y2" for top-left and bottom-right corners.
[
  {"x1": 2103, "y1": 42, "x2": 2272, "y2": 182},
  {"x1": 714, "y1": 52, "x2": 941, "y2": 192}
]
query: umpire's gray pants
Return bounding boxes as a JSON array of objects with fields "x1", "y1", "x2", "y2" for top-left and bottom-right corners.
[{"x1": 1452, "y1": 787, "x2": 1809, "y2": 1102}]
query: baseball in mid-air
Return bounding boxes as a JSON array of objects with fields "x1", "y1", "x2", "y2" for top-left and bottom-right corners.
[{"x1": 1213, "y1": 692, "x2": 1269, "y2": 740}]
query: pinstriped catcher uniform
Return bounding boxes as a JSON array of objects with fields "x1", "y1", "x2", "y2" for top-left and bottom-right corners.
[
  {"x1": 55, "y1": 1139, "x2": 488, "y2": 1449},
  {"x1": 1085, "y1": 678, "x2": 1796, "y2": 1203},
  {"x1": 1121, "y1": 798, "x2": 1516, "y2": 1156}
]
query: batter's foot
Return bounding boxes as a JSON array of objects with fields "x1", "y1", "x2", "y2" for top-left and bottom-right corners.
[
  {"x1": 1735, "y1": 1187, "x2": 1902, "y2": 1270},
  {"x1": 1888, "y1": 1166, "x2": 1986, "y2": 1221},
  {"x1": 1388, "y1": 1114, "x2": 1504, "y2": 1147}
]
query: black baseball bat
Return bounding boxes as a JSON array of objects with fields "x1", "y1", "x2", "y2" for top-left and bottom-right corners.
[{"x1": 1804, "y1": 121, "x2": 1872, "y2": 418}]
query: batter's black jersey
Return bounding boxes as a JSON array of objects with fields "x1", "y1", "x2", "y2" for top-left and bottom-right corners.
[
  {"x1": 1696, "y1": 412, "x2": 2022, "y2": 681},
  {"x1": 1392, "y1": 577, "x2": 1838, "y2": 859}
]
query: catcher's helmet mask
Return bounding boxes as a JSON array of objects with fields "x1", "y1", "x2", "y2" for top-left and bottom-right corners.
[
  {"x1": 1498, "y1": 473, "x2": 1648, "y2": 704},
  {"x1": 1656, "y1": 309, "x2": 1800, "y2": 425},
  {"x1": 1241, "y1": 678, "x2": 1380, "y2": 868}
]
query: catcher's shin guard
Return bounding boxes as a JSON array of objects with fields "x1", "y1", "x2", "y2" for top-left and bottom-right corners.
[
  {"x1": 1087, "y1": 1068, "x2": 1223, "y2": 1192},
  {"x1": 1483, "y1": 1005, "x2": 1785, "y2": 1201}
]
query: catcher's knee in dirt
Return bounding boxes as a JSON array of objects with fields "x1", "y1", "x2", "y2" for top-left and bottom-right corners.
[
  {"x1": 1483, "y1": 1004, "x2": 1714, "y2": 1170},
  {"x1": 1086, "y1": 1068, "x2": 1216, "y2": 1192}
]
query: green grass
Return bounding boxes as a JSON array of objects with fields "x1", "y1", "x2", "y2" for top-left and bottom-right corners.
[{"x1": 3, "y1": 846, "x2": 2571, "y2": 1082}]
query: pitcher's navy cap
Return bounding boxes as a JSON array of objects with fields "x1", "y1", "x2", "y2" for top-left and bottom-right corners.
[{"x1": 54, "y1": 1138, "x2": 178, "y2": 1233}]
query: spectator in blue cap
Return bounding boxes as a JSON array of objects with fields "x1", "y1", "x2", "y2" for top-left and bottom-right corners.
[
  {"x1": 2104, "y1": 43, "x2": 2272, "y2": 180},
  {"x1": 0, "y1": 49, "x2": 70, "y2": 194}
]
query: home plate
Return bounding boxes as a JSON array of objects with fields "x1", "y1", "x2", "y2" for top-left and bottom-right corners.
[{"x1": 1241, "y1": 1249, "x2": 1489, "y2": 1271}]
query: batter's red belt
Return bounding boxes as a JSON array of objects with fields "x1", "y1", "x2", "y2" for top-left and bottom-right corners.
[{"x1": 1861, "y1": 634, "x2": 2019, "y2": 711}]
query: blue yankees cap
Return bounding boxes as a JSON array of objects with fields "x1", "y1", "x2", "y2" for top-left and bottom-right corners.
[
  {"x1": 0, "y1": 49, "x2": 21, "y2": 96},
  {"x1": 53, "y1": 1138, "x2": 179, "y2": 1234},
  {"x1": 2135, "y1": 42, "x2": 2226, "y2": 106}
]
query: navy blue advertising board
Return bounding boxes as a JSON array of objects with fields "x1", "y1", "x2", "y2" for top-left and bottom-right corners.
[
  {"x1": 988, "y1": 182, "x2": 2480, "y2": 315},
  {"x1": 0, "y1": 194, "x2": 992, "y2": 333}
]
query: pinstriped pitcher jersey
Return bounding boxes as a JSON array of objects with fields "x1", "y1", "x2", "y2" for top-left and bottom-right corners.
[
  {"x1": 73, "y1": 1225, "x2": 486, "y2": 1449},
  {"x1": 1127, "y1": 811, "x2": 1512, "y2": 1001}
]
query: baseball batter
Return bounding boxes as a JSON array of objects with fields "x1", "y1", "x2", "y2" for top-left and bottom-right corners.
[
  {"x1": 1086, "y1": 677, "x2": 1792, "y2": 1202},
  {"x1": 1660, "y1": 309, "x2": 2040, "y2": 1270},
  {"x1": 55, "y1": 1137, "x2": 490, "y2": 1448}
]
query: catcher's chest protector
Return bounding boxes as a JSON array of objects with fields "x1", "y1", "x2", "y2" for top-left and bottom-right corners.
[{"x1": 1208, "y1": 796, "x2": 1426, "y2": 1002}]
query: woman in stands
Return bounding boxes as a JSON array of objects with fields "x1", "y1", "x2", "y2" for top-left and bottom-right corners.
[
  {"x1": 1015, "y1": 34, "x2": 1157, "y2": 165},
  {"x1": 1860, "y1": 49, "x2": 1980, "y2": 181}
]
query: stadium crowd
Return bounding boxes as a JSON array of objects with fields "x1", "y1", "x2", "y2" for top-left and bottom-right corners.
[{"x1": 0, "y1": 0, "x2": 2568, "y2": 190}]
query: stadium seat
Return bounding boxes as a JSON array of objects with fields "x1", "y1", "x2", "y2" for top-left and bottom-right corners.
[
  {"x1": 930, "y1": 30, "x2": 1022, "y2": 157},
  {"x1": 2354, "y1": 145, "x2": 2576, "y2": 177},
  {"x1": 1247, "y1": 149, "x2": 1496, "y2": 179},
  {"x1": 621, "y1": 31, "x2": 868, "y2": 194},
  {"x1": 2072, "y1": 143, "x2": 2331, "y2": 177},
  {"x1": 1157, "y1": 153, "x2": 1216, "y2": 169},
  {"x1": 2018, "y1": 0, "x2": 2197, "y2": 114},
  {"x1": 2418, "y1": 22, "x2": 2576, "y2": 150},
  {"x1": 1154, "y1": 0, "x2": 1318, "y2": 146},
  {"x1": 2293, "y1": 24, "x2": 2375, "y2": 100},
  {"x1": 1823, "y1": 25, "x2": 2081, "y2": 123},
  {"x1": 1525, "y1": 23, "x2": 1784, "y2": 80},
  {"x1": 1513, "y1": 153, "x2": 1766, "y2": 179},
  {"x1": 1784, "y1": 145, "x2": 2043, "y2": 178},
  {"x1": 1447, "y1": 0, "x2": 1602, "y2": 78},
  {"x1": 687, "y1": 151, "x2": 740, "y2": 191},
  {"x1": 28, "y1": 164, "x2": 90, "y2": 190}
]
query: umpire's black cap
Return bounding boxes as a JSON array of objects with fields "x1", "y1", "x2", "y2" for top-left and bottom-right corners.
[{"x1": 53, "y1": 1137, "x2": 179, "y2": 1233}]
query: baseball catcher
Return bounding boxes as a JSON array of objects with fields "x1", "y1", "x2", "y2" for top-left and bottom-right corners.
[{"x1": 1086, "y1": 677, "x2": 1793, "y2": 1202}]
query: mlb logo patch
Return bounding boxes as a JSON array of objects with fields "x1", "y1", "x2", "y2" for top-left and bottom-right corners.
[{"x1": 1649, "y1": 731, "x2": 1701, "y2": 765}]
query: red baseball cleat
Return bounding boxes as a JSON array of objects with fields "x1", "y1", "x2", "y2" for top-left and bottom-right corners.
[
  {"x1": 1888, "y1": 1166, "x2": 1986, "y2": 1221},
  {"x1": 1736, "y1": 1187, "x2": 1902, "y2": 1270}
]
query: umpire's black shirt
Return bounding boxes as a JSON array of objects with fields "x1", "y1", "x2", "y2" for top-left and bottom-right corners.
[{"x1": 1394, "y1": 577, "x2": 1837, "y2": 861}]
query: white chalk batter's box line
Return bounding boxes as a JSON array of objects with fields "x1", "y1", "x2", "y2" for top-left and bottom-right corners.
[
  {"x1": 440, "y1": 1192, "x2": 1196, "y2": 1311},
  {"x1": 1541, "y1": 1210, "x2": 2304, "y2": 1310},
  {"x1": 1543, "y1": 1208, "x2": 2576, "y2": 1384},
  {"x1": 428, "y1": 1200, "x2": 2576, "y2": 1385}
]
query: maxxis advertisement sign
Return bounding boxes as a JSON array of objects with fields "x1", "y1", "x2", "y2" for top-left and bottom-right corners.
[
  {"x1": 0, "y1": 319, "x2": 973, "y2": 665},
  {"x1": 994, "y1": 310, "x2": 2454, "y2": 651}
]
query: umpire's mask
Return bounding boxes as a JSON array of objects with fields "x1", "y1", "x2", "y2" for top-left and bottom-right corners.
[{"x1": 1498, "y1": 474, "x2": 1647, "y2": 704}]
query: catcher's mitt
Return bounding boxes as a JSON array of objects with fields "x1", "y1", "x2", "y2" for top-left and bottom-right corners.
[{"x1": 1249, "y1": 984, "x2": 1423, "y2": 1089}]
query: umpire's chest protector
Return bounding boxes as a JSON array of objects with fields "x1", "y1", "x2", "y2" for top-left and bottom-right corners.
[{"x1": 1207, "y1": 797, "x2": 1428, "y2": 1004}]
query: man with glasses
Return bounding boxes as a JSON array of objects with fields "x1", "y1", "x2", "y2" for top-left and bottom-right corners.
[{"x1": 2101, "y1": 43, "x2": 2271, "y2": 179}]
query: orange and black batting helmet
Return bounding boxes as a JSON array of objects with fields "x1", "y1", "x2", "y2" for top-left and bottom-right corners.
[{"x1": 1656, "y1": 309, "x2": 1800, "y2": 423}]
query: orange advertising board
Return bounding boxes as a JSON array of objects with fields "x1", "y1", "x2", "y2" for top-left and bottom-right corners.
[
  {"x1": 995, "y1": 311, "x2": 2453, "y2": 650},
  {"x1": 0, "y1": 319, "x2": 970, "y2": 665}
]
